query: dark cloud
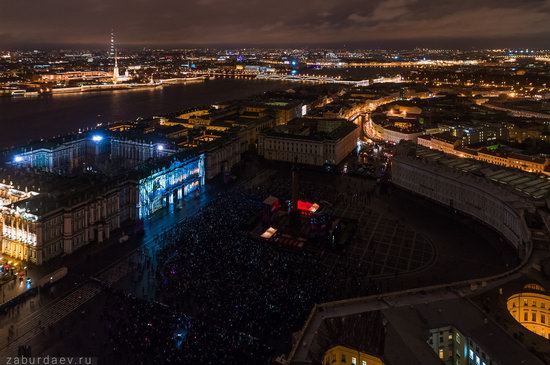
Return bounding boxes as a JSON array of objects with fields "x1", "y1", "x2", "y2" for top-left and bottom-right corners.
[{"x1": 1, "y1": 0, "x2": 549, "y2": 48}]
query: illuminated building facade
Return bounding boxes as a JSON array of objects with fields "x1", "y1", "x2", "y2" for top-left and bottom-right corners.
[
  {"x1": 258, "y1": 118, "x2": 359, "y2": 166},
  {"x1": 1, "y1": 209, "x2": 39, "y2": 263},
  {"x1": 427, "y1": 326, "x2": 497, "y2": 365},
  {"x1": 138, "y1": 154, "x2": 205, "y2": 218},
  {"x1": 507, "y1": 284, "x2": 550, "y2": 339},
  {"x1": 418, "y1": 134, "x2": 549, "y2": 175},
  {"x1": 110, "y1": 138, "x2": 175, "y2": 168},
  {"x1": 11, "y1": 134, "x2": 109, "y2": 174},
  {"x1": 11, "y1": 132, "x2": 175, "y2": 173},
  {"x1": 322, "y1": 345, "x2": 384, "y2": 365},
  {"x1": 392, "y1": 143, "x2": 533, "y2": 253},
  {"x1": 366, "y1": 116, "x2": 422, "y2": 144},
  {"x1": 0, "y1": 178, "x2": 137, "y2": 264},
  {"x1": 2, "y1": 131, "x2": 199, "y2": 264},
  {"x1": 240, "y1": 99, "x2": 304, "y2": 125},
  {"x1": 0, "y1": 183, "x2": 41, "y2": 262},
  {"x1": 201, "y1": 135, "x2": 242, "y2": 180},
  {"x1": 1, "y1": 153, "x2": 205, "y2": 264},
  {"x1": 39, "y1": 71, "x2": 112, "y2": 82}
]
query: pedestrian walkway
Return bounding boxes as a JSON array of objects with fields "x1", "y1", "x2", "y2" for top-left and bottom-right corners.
[
  {"x1": 0, "y1": 245, "x2": 147, "y2": 357},
  {"x1": 0, "y1": 283, "x2": 101, "y2": 355}
]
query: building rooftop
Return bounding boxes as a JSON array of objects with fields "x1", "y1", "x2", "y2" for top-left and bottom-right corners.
[
  {"x1": 262, "y1": 118, "x2": 357, "y2": 142},
  {"x1": 383, "y1": 298, "x2": 546, "y2": 365},
  {"x1": 402, "y1": 143, "x2": 550, "y2": 201}
]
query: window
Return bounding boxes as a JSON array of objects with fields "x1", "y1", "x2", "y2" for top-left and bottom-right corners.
[
  {"x1": 532, "y1": 312, "x2": 537, "y2": 322},
  {"x1": 469, "y1": 350, "x2": 474, "y2": 360},
  {"x1": 362, "y1": 361, "x2": 367, "y2": 365},
  {"x1": 524, "y1": 312, "x2": 528, "y2": 321},
  {"x1": 341, "y1": 354, "x2": 346, "y2": 363},
  {"x1": 439, "y1": 349, "x2": 445, "y2": 359},
  {"x1": 351, "y1": 357, "x2": 357, "y2": 365},
  {"x1": 456, "y1": 333, "x2": 461, "y2": 344},
  {"x1": 542, "y1": 314, "x2": 546, "y2": 324}
]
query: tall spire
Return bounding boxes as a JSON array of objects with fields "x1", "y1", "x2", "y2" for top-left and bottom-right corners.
[
  {"x1": 113, "y1": 49, "x2": 119, "y2": 83},
  {"x1": 110, "y1": 30, "x2": 115, "y2": 58}
]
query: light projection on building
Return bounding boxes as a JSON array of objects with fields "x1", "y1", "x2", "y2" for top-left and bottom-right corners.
[{"x1": 138, "y1": 154, "x2": 205, "y2": 218}]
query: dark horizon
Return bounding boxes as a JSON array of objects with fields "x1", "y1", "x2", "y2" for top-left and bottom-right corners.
[
  {"x1": 2, "y1": 37, "x2": 549, "y2": 52},
  {"x1": 1, "y1": 0, "x2": 550, "y2": 50}
]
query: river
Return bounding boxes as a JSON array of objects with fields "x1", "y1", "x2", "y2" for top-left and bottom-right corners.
[{"x1": 0, "y1": 79, "x2": 291, "y2": 148}]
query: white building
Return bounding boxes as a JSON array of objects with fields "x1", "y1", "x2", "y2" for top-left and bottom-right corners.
[
  {"x1": 258, "y1": 118, "x2": 359, "y2": 166},
  {"x1": 392, "y1": 143, "x2": 534, "y2": 254}
]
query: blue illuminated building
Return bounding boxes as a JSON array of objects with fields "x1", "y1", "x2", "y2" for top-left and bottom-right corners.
[
  {"x1": 138, "y1": 154, "x2": 205, "y2": 218},
  {"x1": 9, "y1": 130, "x2": 175, "y2": 174}
]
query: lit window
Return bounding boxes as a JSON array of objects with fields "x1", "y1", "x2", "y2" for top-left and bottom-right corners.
[
  {"x1": 439, "y1": 349, "x2": 445, "y2": 359},
  {"x1": 469, "y1": 350, "x2": 474, "y2": 360},
  {"x1": 351, "y1": 357, "x2": 357, "y2": 365}
]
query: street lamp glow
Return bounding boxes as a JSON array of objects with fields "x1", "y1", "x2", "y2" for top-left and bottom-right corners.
[
  {"x1": 91, "y1": 135, "x2": 103, "y2": 142},
  {"x1": 157, "y1": 144, "x2": 164, "y2": 151},
  {"x1": 14, "y1": 155, "x2": 23, "y2": 163}
]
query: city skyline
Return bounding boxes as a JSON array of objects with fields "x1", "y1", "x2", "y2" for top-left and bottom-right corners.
[
  {"x1": 1, "y1": 2, "x2": 550, "y2": 363},
  {"x1": 1, "y1": 0, "x2": 550, "y2": 49}
]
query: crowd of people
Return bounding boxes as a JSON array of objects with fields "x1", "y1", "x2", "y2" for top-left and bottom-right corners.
[{"x1": 105, "y1": 185, "x2": 374, "y2": 364}]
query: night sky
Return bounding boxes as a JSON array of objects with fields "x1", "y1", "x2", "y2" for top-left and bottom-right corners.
[{"x1": 1, "y1": 0, "x2": 550, "y2": 48}]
